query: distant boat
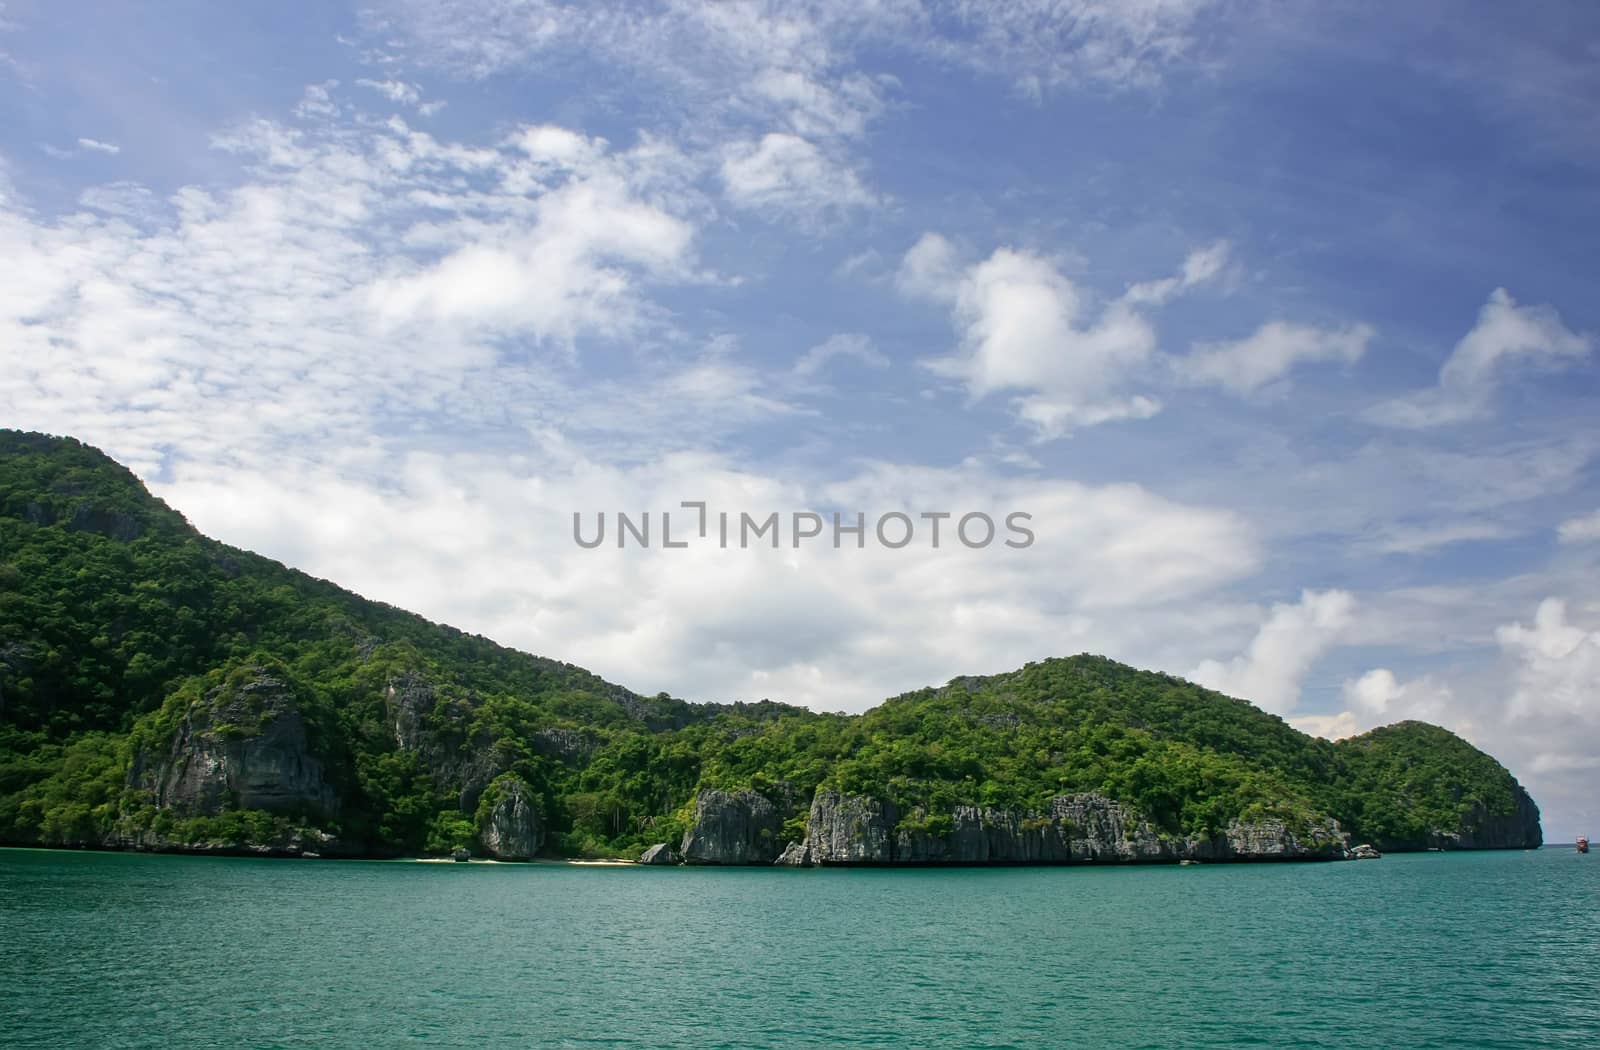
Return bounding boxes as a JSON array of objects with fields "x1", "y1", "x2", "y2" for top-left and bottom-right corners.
[{"x1": 1579, "y1": 837, "x2": 1589, "y2": 855}]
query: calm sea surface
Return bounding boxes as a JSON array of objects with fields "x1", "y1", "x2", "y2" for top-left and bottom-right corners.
[{"x1": 2, "y1": 847, "x2": 1596, "y2": 1048}]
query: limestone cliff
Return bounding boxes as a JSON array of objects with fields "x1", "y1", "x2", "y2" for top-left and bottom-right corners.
[
  {"x1": 680, "y1": 789, "x2": 782, "y2": 864},
  {"x1": 127, "y1": 664, "x2": 337, "y2": 819},
  {"x1": 478, "y1": 774, "x2": 543, "y2": 860},
  {"x1": 1395, "y1": 792, "x2": 1543, "y2": 852},
  {"x1": 776, "y1": 790, "x2": 1348, "y2": 865}
]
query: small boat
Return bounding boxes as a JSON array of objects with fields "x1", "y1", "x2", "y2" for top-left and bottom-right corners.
[
  {"x1": 452, "y1": 847, "x2": 472, "y2": 862},
  {"x1": 1579, "y1": 836, "x2": 1589, "y2": 855}
]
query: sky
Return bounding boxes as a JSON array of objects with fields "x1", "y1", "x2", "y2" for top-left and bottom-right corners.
[{"x1": 1, "y1": 1, "x2": 1597, "y2": 839}]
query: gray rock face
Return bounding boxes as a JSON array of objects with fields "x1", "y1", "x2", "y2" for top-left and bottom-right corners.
[
  {"x1": 774, "y1": 842, "x2": 812, "y2": 866},
  {"x1": 1413, "y1": 792, "x2": 1543, "y2": 851},
  {"x1": 384, "y1": 671, "x2": 435, "y2": 752},
  {"x1": 384, "y1": 670, "x2": 519, "y2": 813},
  {"x1": 132, "y1": 666, "x2": 337, "y2": 817},
  {"x1": 782, "y1": 791, "x2": 1348, "y2": 866},
  {"x1": 805, "y1": 791, "x2": 899, "y2": 863},
  {"x1": 1185, "y1": 817, "x2": 1347, "y2": 861},
  {"x1": 639, "y1": 843, "x2": 679, "y2": 865},
  {"x1": 479, "y1": 776, "x2": 542, "y2": 860},
  {"x1": 680, "y1": 789, "x2": 781, "y2": 864}
]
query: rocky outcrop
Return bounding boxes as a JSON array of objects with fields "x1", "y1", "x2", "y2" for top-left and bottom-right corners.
[
  {"x1": 1187, "y1": 817, "x2": 1347, "y2": 861},
  {"x1": 805, "y1": 791, "x2": 899, "y2": 863},
  {"x1": 775, "y1": 842, "x2": 812, "y2": 866},
  {"x1": 680, "y1": 789, "x2": 782, "y2": 864},
  {"x1": 382, "y1": 670, "x2": 519, "y2": 813},
  {"x1": 129, "y1": 665, "x2": 337, "y2": 818},
  {"x1": 779, "y1": 791, "x2": 1349, "y2": 866},
  {"x1": 533, "y1": 727, "x2": 597, "y2": 762},
  {"x1": 1420, "y1": 793, "x2": 1543, "y2": 851},
  {"x1": 479, "y1": 775, "x2": 542, "y2": 860},
  {"x1": 639, "y1": 843, "x2": 678, "y2": 865},
  {"x1": 384, "y1": 671, "x2": 436, "y2": 752}
]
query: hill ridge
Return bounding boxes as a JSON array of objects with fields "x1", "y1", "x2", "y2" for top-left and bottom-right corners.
[{"x1": 0, "y1": 430, "x2": 1541, "y2": 860}]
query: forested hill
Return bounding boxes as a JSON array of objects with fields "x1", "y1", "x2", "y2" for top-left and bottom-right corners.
[{"x1": 0, "y1": 431, "x2": 1541, "y2": 861}]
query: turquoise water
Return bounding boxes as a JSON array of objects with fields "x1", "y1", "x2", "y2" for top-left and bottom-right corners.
[{"x1": 2, "y1": 848, "x2": 1597, "y2": 1048}]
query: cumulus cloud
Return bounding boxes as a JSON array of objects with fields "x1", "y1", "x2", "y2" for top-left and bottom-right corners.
[
  {"x1": 905, "y1": 234, "x2": 1224, "y2": 437},
  {"x1": 1368, "y1": 288, "x2": 1590, "y2": 428},
  {"x1": 153, "y1": 450, "x2": 1262, "y2": 712},
  {"x1": 1190, "y1": 589, "x2": 1356, "y2": 715},
  {"x1": 1497, "y1": 599, "x2": 1600, "y2": 719},
  {"x1": 1178, "y1": 321, "x2": 1373, "y2": 396},
  {"x1": 1290, "y1": 597, "x2": 1600, "y2": 839},
  {"x1": 1289, "y1": 669, "x2": 1455, "y2": 739}
]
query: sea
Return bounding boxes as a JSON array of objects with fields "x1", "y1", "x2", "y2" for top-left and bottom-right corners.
[{"x1": 2, "y1": 847, "x2": 1596, "y2": 1048}]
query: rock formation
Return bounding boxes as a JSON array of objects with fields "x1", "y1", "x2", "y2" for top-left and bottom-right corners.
[
  {"x1": 128, "y1": 664, "x2": 337, "y2": 818},
  {"x1": 478, "y1": 775, "x2": 542, "y2": 860},
  {"x1": 774, "y1": 790, "x2": 1351, "y2": 866},
  {"x1": 804, "y1": 791, "x2": 899, "y2": 863},
  {"x1": 774, "y1": 842, "x2": 812, "y2": 866},
  {"x1": 1415, "y1": 794, "x2": 1543, "y2": 851},
  {"x1": 639, "y1": 843, "x2": 678, "y2": 865},
  {"x1": 680, "y1": 789, "x2": 781, "y2": 864}
]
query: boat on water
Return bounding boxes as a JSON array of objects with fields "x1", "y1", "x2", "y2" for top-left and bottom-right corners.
[{"x1": 1579, "y1": 836, "x2": 1589, "y2": 855}]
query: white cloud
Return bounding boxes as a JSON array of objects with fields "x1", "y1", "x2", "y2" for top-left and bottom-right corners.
[
  {"x1": 917, "y1": 0, "x2": 1222, "y2": 95},
  {"x1": 793, "y1": 332, "x2": 887, "y2": 376},
  {"x1": 746, "y1": 68, "x2": 889, "y2": 140},
  {"x1": 375, "y1": 0, "x2": 1220, "y2": 99},
  {"x1": 1190, "y1": 589, "x2": 1356, "y2": 714},
  {"x1": 1371, "y1": 521, "x2": 1514, "y2": 555},
  {"x1": 719, "y1": 132, "x2": 877, "y2": 224},
  {"x1": 0, "y1": 107, "x2": 720, "y2": 475},
  {"x1": 1368, "y1": 288, "x2": 1590, "y2": 428},
  {"x1": 1290, "y1": 668, "x2": 1455, "y2": 740},
  {"x1": 356, "y1": 78, "x2": 423, "y2": 105},
  {"x1": 1557, "y1": 509, "x2": 1600, "y2": 544},
  {"x1": 1178, "y1": 321, "x2": 1373, "y2": 396},
  {"x1": 1122, "y1": 240, "x2": 1230, "y2": 305},
  {"x1": 295, "y1": 81, "x2": 341, "y2": 119},
  {"x1": 907, "y1": 237, "x2": 1175, "y2": 438},
  {"x1": 148, "y1": 450, "x2": 1261, "y2": 713},
  {"x1": 1290, "y1": 596, "x2": 1600, "y2": 839},
  {"x1": 1497, "y1": 599, "x2": 1600, "y2": 719},
  {"x1": 76, "y1": 137, "x2": 121, "y2": 155},
  {"x1": 365, "y1": 125, "x2": 701, "y2": 346}
]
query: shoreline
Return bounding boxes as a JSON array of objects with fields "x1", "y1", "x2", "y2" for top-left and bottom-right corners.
[{"x1": 0, "y1": 841, "x2": 1553, "y2": 866}]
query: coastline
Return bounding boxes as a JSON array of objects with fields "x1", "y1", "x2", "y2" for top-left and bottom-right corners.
[{"x1": 0, "y1": 841, "x2": 1553, "y2": 868}]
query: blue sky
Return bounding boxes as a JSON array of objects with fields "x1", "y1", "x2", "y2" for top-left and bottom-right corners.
[{"x1": 2, "y1": 1, "x2": 1598, "y2": 838}]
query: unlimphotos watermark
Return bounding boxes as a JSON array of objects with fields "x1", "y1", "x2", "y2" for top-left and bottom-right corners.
[{"x1": 572, "y1": 502, "x2": 1034, "y2": 550}]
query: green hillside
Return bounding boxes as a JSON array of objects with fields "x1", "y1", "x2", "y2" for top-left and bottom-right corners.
[{"x1": 0, "y1": 431, "x2": 1541, "y2": 859}]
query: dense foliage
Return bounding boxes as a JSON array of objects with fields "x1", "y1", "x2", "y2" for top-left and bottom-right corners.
[{"x1": 0, "y1": 431, "x2": 1538, "y2": 857}]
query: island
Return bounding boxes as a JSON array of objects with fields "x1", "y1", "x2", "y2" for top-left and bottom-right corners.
[{"x1": 0, "y1": 431, "x2": 1542, "y2": 864}]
